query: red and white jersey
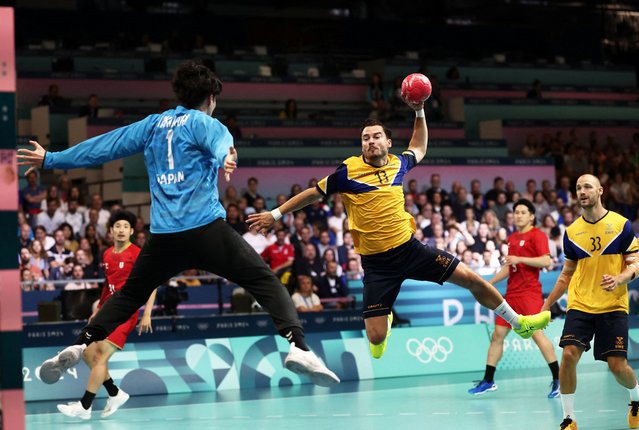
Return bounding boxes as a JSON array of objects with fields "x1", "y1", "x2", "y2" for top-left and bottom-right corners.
[
  {"x1": 99, "y1": 244, "x2": 140, "y2": 306},
  {"x1": 506, "y1": 227, "x2": 550, "y2": 298}
]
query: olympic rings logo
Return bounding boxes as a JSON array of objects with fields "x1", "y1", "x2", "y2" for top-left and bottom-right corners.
[{"x1": 406, "y1": 337, "x2": 454, "y2": 364}]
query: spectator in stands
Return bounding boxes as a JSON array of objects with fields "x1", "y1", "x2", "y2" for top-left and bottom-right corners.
[
  {"x1": 367, "y1": 72, "x2": 387, "y2": 119},
  {"x1": 225, "y1": 203, "x2": 246, "y2": 235},
  {"x1": 471, "y1": 223, "x2": 492, "y2": 254},
  {"x1": 526, "y1": 79, "x2": 542, "y2": 99},
  {"x1": 521, "y1": 179, "x2": 537, "y2": 202},
  {"x1": 609, "y1": 172, "x2": 634, "y2": 219},
  {"x1": 522, "y1": 134, "x2": 539, "y2": 158},
  {"x1": 426, "y1": 173, "x2": 449, "y2": 203},
  {"x1": 75, "y1": 248, "x2": 99, "y2": 279},
  {"x1": 422, "y1": 211, "x2": 444, "y2": 238},
  {"x1": 503, "y1": 211, "x2": 516, "y2": 235},
  {"x1": 461, "y1": 206, "x2": 480, "y2": 235},
  {"x1": 291, "y1": 275, "x2": 323, "y2": 312},
  {"x1": 59, "y1": 222, "x2": 79, "y2": 253},
  {"x1": 34, "y1": 224, "x2": 55, "y2": 250},
  {"x1": 82, "y1": 208, "x2": 108, "y2": 240},
  {"x1": 21, "y1": 244, "x2": 44, "y2": 281},
  {"x1": 317, "y1": 261, "x2": 349, "y2": 309},
  {"x1": 242, "y1": 226, "x2": 274, "y2": 255},
  {"x1": 40, "y1": 184, "x2": 66, "y2": 214},
  {"x1": 327, "y1": 201, "x2": 346, "y2": 246},
  {"x1": 224, "y1": 114, "x2": 242, "y2": 139},
  {"x1": 36, "y1": 197, "x2": 65, "y2": 234},
  {"x1": 38, "y1": 84, "x2": 65, "y2": 108},
  {"x1": 346, "y1": 258, "x2": 363, "y2": 280},
  {"x1": 337, "y1": 231, "x2": 354, "y2": 270},
  {"x1": 78, "y1": 94, "x2": 100, "y2": 118},
  {"x1": 451, "y1": 187, "x2": 472, "y2": 221},
  {"x1": 424, "y1": 75, "x2": 444, "y2": 122},
  {"x1": 293, "y1": 242, "x2": 323, "y2": 285},
  {"x1": 485, "y1": 176, "x2": 505, "y2": 205},
  {"x1": 21, "y1": 170, "x2": 46, "y2": 223},
  {"x1": 316, "y1": 229, "x2": 334, "y2": 258},
  {"x1": 221, "y1": 185, "x2": 239, "y2": 208},
  {"x1": 89, "y1": 193, "x2": 111, "y2": 230},
  {"x1": 49, "y1": 256, "x2": 76, "y2": 281},
  {"x1": 261, "y1": 229, "x2": 295, "y2": 279},
  {"x1": 68, "y1": 186, "x2": 87, "y2": 215},
  {"x1": 64, "y1": 199, "x2": 84, "y2": 238},
  {"x1": 63, "y1": 265, "x2": 97, "y2": 290},
  {"x1": 533, "y1": 191, "x2": 551, "y2": 223},
  {"x1": 477, "y1": 250, "x2": 500, "y2": 276},
  {"x1": 404, "y1": 194, "x2": 419, "y2": 217},
  {"x1": 57, "y1": 175, "x2": 70, "y2": 203},
  {"x1": 246, "y1": 197, "x2": 267, "y2": 216},
  {"x1": 19, "y1": 223, "x2": 33, "y2": 250},
  {"x1": 388, "y1": 76, "x2": 409, "y2": 120},
  {"x1": 482, "y1": 209, "x2": 502, "y2": 238},
  {"x1": 492, "y1": 191, "x2": 509, "y2": 225},
  {"x1": 83, "y1": 225, "x2": 102, "y2": 258},
  {"x1": 243, "y1": 177, "x2": 263, "y2": 208},
  {"x1": 135, "y1": 230, "x2": 147, "y2": 249},
  {"x1": 279, "y1": 99, "x2": 298, "y2": 120},
  {"x1": 48, "y1": 227, "x2": 73, "y2": 269},
  {"x1": 289, "y1": 184, "x2": 303, "y2": 199},
  {"x1": 557, "y1": 175, "x2": 574, "y2": 206}
]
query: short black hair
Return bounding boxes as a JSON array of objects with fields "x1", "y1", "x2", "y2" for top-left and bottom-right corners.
[
  {"x1": 172, "y1": 60, "x2": 222, "y2": 109},
  {"x1": 360, "y1": 118, "x2": 392, "y2": 139},
  {"x1": 108, "y1": 210, "x2": 137, "y2": 230},
  {"x1": 513, "y1": 198, "x2": 536, "y2": 214}
]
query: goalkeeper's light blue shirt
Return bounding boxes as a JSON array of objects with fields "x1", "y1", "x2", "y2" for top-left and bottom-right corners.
[{"x1": 43, "y1": 106, "x2": 234, "y2": 234}]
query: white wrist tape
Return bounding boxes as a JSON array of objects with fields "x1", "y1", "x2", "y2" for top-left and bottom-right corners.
[
  {"x1": 271, "y1": 208, "x2": 282, "y2": 221},
  {"x1": 415, "y1": 109, "x2": 425, "y2": 118}
]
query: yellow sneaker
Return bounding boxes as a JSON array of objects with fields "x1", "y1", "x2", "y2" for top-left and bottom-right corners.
[
  {"x1": 369, "y1": 313, "x2": 393, "y2": 359},
  {"x1": 629, "y1": 401, "x2": 639, "y2": 428},
  {"x1": 513, "y1": 310, "x2": 551, "y2": 339},
  {"x1": 559, "y1": 417, "x2": 577, "y2": 429}
]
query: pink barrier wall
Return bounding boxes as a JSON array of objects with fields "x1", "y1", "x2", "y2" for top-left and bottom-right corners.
[
  {"x1": 504, "y1": 125, "x2": 639, "y2": 152},
  {"x1": 241, "y1": 126, "x2": 464, "y2": 139},
  {"x1": 441, "y1": 89, "x2": 639, "y2": 101}
]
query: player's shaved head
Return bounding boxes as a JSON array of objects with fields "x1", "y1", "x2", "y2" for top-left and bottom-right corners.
[{"x1": 577, "y1": 174, "x2": 601, "y2": 188}]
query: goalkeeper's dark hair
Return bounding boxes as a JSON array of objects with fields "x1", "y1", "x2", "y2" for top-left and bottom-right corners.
[{"x1": 172, "y1": 60, "x2": 223, "y2": 109}]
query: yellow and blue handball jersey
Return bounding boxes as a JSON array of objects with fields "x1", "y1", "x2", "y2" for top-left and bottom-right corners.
[
  {"x1": 316, "y1": 151, "x2": 417, "y2": 256},
  {"x1": 563, "y1": 210, "x2": 639, "y2": 314}
]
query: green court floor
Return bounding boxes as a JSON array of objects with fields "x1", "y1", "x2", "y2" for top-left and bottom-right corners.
[{"x1": 26, "y1": 364, "x2": 635, "y2": 430}]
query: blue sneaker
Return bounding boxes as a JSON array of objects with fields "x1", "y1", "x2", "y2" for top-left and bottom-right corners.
[
  {"x1": 468, "y1": 380, "x2": 497, "y2": 395},
  {"x1": 548, "y1": 379, "x2": 560, "y2": 398}
]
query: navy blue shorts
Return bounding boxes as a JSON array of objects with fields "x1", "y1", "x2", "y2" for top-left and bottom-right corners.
[
  {"x1": 360, "y1": 237, "x2": 459, "y2": 319},
  {"x1": 559, "y1": 309, "x2": 628, "y2": 361}
]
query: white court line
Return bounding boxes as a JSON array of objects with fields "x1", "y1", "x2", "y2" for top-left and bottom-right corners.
[
  {"x1": 266, "y1": 415, "x2": 283, "y2": 418},
  {"x1": 399, "y1": 412, "x2": 417, "y2": 416},
  {"x1": 300, "y1": 414, "x2": 318, "y2": 417},
  {"x1": 499, "y1": 411, "x2": 517, "y2": 414},
  {"x1": 432, "y1": 412, "x2": 450, "y2": 415},
  {"x1": 466, "y1": 411, "x2": 484, "y2": 415},
  {"x1": 366, "y1": 413, "x2": 384, "y2": 416},
  {"x1": 165, "y1": 417, "x2": 183, "y2": 420},
  {"x1": 598, "y1": 409, "x2": 616, "y2": 412},
  {"x1": 197, "y1": 416, "x2": 217, "y2": 420},
  {"x1": 532, "y1": 410, "x2": 550, "y2": 414},
  {"x1": 333, "y1": 413, "x2": 351, "y2": 416}
]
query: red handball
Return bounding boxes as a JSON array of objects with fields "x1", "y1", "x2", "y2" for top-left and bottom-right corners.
[{"x1": 401, "y1": 73, "x2": 432, "y2": 104}]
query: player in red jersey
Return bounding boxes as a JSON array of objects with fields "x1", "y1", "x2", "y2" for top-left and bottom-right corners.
[
  {"x1": 468, "y1": 199, "x2": 560, "y2": 397},
  {"x1": 57, "y1": 211, "x2": 157, "y2": 420}
]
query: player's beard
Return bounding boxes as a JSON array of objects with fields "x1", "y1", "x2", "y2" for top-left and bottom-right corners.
[{"x1": 364, "y1": 146, "x2": 388, "y2": 164}]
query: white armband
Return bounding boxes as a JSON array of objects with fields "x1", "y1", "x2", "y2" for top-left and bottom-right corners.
[
  {"x1": 415, "y1": 109, "x2": 425, "y2": 118},
  {"x1": 271, "y1": 208, "x2": 282, "y2": 222}
]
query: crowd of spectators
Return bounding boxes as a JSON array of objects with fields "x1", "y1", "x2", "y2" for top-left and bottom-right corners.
[{"x1": 17, "y1": 133, "x2": 639, "y2": 313}]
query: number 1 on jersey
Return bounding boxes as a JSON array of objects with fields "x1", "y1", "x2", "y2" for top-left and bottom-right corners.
[{"x1": 166, "y1": 129, "x2": 175, "y2": 170}]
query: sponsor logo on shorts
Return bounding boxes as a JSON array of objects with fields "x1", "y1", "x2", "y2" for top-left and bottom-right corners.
[
  {"x1": 435, "y1": 255, "x2": 452, "y2": 268},
  {"x1": 616, "y1": 336, "x2": 625, "y2": 349}
]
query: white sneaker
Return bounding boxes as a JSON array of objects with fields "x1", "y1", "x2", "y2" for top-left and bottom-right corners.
[
  {"x1": 101, "y1": 389, "x2": 130, "y2": 418},
  {"x1": 284, "y1": 343, "x2": 340, "y2": 387},
  {"x1": 40, "y1": 344, "x2": 87, "y2": 384},
  {"x1": 57, "y1": 401, "x2": 91, "y2": 420}
]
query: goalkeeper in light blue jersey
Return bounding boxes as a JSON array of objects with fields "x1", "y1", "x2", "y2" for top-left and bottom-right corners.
[{"x1": 19, "y1": 60, "x2": 339, "y2": 390}]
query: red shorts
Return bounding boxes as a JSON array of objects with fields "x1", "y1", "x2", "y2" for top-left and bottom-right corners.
[
  {"x1": 495, "y1": 294, "x2": 544, "y2": 327},
  {"x1": 104, "y1": 311, "x2": 139, "y2": 349}
]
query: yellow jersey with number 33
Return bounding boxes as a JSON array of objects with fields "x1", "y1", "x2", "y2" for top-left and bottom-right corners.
[
  {"x1": 316, "y1": 151, "x2": 417, "y2": 255},
  {"x1": 563, "y1": 210, "x2": 639, "y2": 314}
]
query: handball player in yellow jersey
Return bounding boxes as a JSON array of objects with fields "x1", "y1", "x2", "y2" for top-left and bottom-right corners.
[
  {"x1": 542, "y1": 174, "x2": 639, "y2": 430},
  {"x1": 247, "y1": 95, "x2": 550, "y2": 359}
]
